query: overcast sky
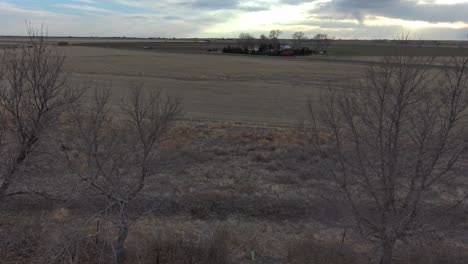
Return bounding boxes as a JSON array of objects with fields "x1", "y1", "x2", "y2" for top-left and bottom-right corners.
[{"x1": 1, "y1": 0, "x2": 468, "y2": 39}]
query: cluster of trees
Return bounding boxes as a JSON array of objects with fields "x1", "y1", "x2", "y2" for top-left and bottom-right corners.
[
  {"x1": 235, "y1": 30, "x2": 282, "y2": 53},
  {"x1": 222, "y1": 46, "x2": 316, "y2": 56},
  {"x1": 224, "y1": 30, "x2": 334, "y2": 56},
  {"x1": 2, "y1": 27, "x2": 468, "y2": 264}
]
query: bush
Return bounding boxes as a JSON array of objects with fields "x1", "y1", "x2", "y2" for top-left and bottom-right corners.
[
  {"x1": 222, "y1": 46, "x2": 248, "y2": 54},
  {"x1": 223, "y1": 46, "x2": 317, "y2": 56},
  {"x1": 45, "y1": 232, "x2": 114, "y2": 264},
  {"x1": 287, "y1": 238, "x2": 468, "y2": 264},
  {"x1": 0, "y1": 218, "x2": 117, "y2": 264},
  {"x1": 293, "y1": 47, "x2": 315, "y2": 56},
  {"x1": 134, "y1": 229, "x2": 229, "y2": 264},
  {"x1": 57, "y1": 41, "x2": 69, "y2": 46},
  {"x1": 0, "y1": 222, "x2": 41, "y2": 263},
  {"x1": 396, "y1": 241, "x2": 468, "y2": 264},
  {"x1": 287, "y1": 237, "x2": 364, "y2": 264},
  {"x1": 187, "y1": 193, "x2": 309, "y2": 220}
]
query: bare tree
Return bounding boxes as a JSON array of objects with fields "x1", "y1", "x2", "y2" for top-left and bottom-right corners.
[
  {"x1": 0, "y1": 25, "x2": 84, "y2": 201},
  {"x1": 269, "y1": 29, "x2": 282, "y2": 40},
  {"x1": 292, "y1": 31, "x2": 307, "y2": 49},
  {"x1": 269, "y1": 29, "x2": 282, "y2": 50},
  {"x1": 238, "y1": 33, "x2": 256, "y2": 50},
  {"x1": 313, "y1": 33, "x2": 334, "y2": 54},
  {"x1": 62, "y1": 83, "x2": 181, "y2": 264},
  {"x1": 306, "y1": 41, "x2": 468, "y2": 264},
  {"x1": 258, "y1": 34, "x2": 269, "y2": 52}
]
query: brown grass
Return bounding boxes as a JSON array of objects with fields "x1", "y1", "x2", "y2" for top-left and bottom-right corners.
[{"x1": 1, "y1": 213, "x2": 467, "y2": 264}]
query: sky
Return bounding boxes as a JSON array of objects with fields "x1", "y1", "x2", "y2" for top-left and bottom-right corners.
[{"x1": 1, "y1": 0, "x2": 468, "y2": 39}]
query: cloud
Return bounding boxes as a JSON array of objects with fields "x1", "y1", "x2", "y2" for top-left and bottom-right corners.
[
  {"x1": 163, "y1": 15, "x2": 182, "y2": 20},
  {"x1": 182, "y1": 0, "x2": 239, "y2": 9},
  {"x1": 173, "y1": 0, "x2": 269, "y2": 11},
  {"x1": 313, "y1": 0, "x2": 468, "y2": 23},
  {"x1": 122, "y1": 15, "x2": 148, "y2": 19},
  {"x1": 1, "y1": 0, "x2": 468, "y2": 39},
  {"x1": 0, "y1": 1, "x2": 60, "y2": 17},
  {"x1": 55, "y1": 4, "x2": 115, "y2": 13},
  {"x1": 105, "y1": 0, "x2": 148, "y2": 8},
  {"x1": 72, "y1": 0, "x2": 97, "y2": 3}
]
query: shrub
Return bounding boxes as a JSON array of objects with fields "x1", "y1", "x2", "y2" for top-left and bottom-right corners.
[
  {"x1": 189, "y1": 191, "x2": 229, "y2": 219},
  {"x1": 38, "y1": 222, "x2": 116, "y2": 264},
  {"x1": 396, "y1": 241, "x2": 468, "y2": 264},
  {"x1": 134, "y1": 229, "x2": 229, "y2": 264},
  {"x1": 249, "y1": 151, "x2": 271, "y2": 163},
  {"x1": 222, "y1": 46, "x2": 246, "y2": 54},
  {"x1": 46, "y1": 235, "x2": 112, "y2": 264},
  {"x1": 0, "y1": 222, "x2": 41, "y2": 263},
  {"x1": 287, "y1": 237, "x2": 364, "y2": 264},
  {"x1": 187, "y1": 193, "x2": 310, "y2": 220}
]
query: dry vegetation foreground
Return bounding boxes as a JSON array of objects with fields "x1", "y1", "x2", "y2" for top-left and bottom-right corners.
[
  {"x1": 2, "y1": 122, "x2": 467, "y2": 263},
  {"x1": 59, "y1": 46, "x2": 365, "y2": 126}
]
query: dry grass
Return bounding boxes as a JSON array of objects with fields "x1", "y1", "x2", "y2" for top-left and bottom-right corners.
[
  {"x1": 1, "y1": 211, "x2": 467, "y2": 264},
  {"x1": 129, "y1": 226, "x2": 229, "y2": 264}
]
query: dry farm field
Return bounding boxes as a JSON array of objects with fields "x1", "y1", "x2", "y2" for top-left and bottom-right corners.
[{"x1": 59, "y1": 45, "x2": 365, "y2": 126}]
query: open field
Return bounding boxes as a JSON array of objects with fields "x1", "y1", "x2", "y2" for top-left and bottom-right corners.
[
  {"x1": 53, "y1": 42, "x2": 464, "y2": 126},
  {"x1": 72, "y1": 39, "x2": 468, "y2": 56},
  {"x1": 57, "y1": 45, "x2": 366, "y2": 126}
]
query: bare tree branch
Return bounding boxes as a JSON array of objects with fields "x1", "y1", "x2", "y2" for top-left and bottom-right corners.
[
  {"x1": 62, "y1": 81, "x2": 181, "y2": 264},
  {"x1": 0, "y1": 25, "x2": 86, "y2": 201}
]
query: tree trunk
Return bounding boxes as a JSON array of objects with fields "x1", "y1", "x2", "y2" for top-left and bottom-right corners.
[
  {"x1": 0, "y1": 178, "x2": 11, "y2": 201},
  {"x1": 115, "y1": 202, "x2": 129, "y2": 264},
  {"x1": 115, "y1": 224, "x2": 129, "y2": 264},
  {"x1": 0, "y1": 162, "x2": 21, "y2": 202},
  {"x1": 0, "y1": 157, "x2": 25, "y2": 202},
  {"x1": 0, "y1": 136, "x2": 37, "y2": 202},
  {"x1": 378, "y1": 238, "x2": 396, "y2": 264}
]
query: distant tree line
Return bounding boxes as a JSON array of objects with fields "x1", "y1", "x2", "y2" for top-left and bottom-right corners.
[
  {"x1": 222, "y1": 30, "x2": 334, "y2": 56},
  {"x1": 222, "y1": 46, "x2": 316, "y2": 56}
]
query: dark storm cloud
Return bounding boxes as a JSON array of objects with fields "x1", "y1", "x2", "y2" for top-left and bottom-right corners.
[{"x1": 312, "y1": 0, "x2": 468, "y2": 23}]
